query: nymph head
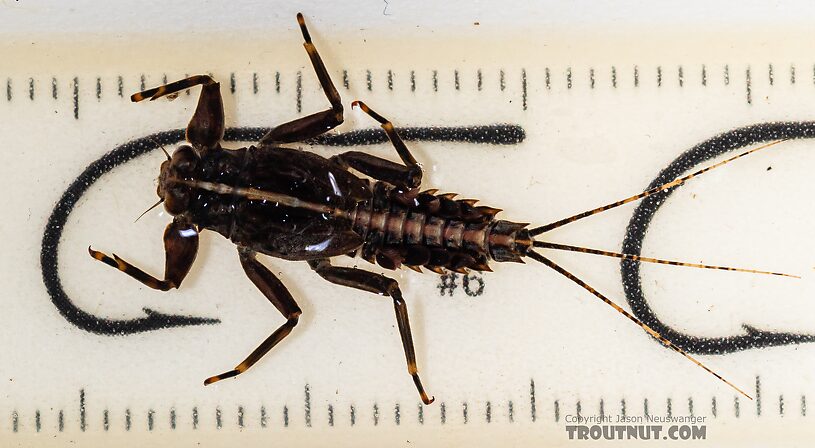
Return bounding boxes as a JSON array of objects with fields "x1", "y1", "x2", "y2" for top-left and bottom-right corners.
[{"x1": 157, "y1": 145, "x2": 200, "y2": 214}]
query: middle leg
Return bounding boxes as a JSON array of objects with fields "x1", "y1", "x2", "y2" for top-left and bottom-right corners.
[
  {"x1": 260, "y1": 13, "x2": 344, "y2": 144},
  {"x1": 204, "y1": 248, "x2": 302, "y2": 385},
  {"x1": 308, "y1": 258, "x2": 434, "y2": 404}
]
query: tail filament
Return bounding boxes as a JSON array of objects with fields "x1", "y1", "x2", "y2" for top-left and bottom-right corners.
[
  {"x1": 527, "y1": 250, "x2": 753, "y2": 400},
  {"x1": 529, "y1": 139, "x2": 788, "y2": 236},
  {"x1": 525, "y1": 139, "x2": 798, "y2": 399}
]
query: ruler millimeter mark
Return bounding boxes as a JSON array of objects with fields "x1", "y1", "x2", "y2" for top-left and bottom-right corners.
[
  {"x1": 6, "y1": 376, "x2": 807, "y2": 433},
  {"x1": 2, "y1": 68, "x2": 528, "y2": 120},
  {"x1": 4, "y1": 63, "x2": 807, "y2": 121}
]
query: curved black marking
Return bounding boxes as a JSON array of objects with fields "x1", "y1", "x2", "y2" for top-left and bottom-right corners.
[
  {"x1": 42, "y1": 124, "x2": 526, "y2": 336},
  {"x1": 621, "y1": 121, "x2": 815, "y2": 354},
  {"x1": 308, "y1": 124, "x2": 526, "y2": 146},
  {"x1": 42, "y1": 129, "x2": 215, "y2": 336}
]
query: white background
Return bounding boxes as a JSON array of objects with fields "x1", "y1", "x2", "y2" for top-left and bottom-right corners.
[{"x1": 2, "y1": 1, "x2": 815, "y2": 446}]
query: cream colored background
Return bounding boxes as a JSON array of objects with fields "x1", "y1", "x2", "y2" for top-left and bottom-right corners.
[{"x1": 2, "y1": 1, "x2": 815, "y2": 446}]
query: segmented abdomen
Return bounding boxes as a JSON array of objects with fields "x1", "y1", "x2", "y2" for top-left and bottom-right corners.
[{"x1": 349, "y1": 182, "x2": 532, "y2": 273}]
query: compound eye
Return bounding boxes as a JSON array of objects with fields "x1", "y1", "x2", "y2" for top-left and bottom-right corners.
[
  {"x1": 172, "y1": 145, "x2": 198, "y2": 174},
  {"x1": 164, "y1": 188, "x2": 190, "y2": 215}
]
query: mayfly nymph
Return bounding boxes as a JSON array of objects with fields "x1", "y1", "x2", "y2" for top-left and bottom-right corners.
[{"x1": 90, "y1": 13, "x2": 794, "y2": 404}]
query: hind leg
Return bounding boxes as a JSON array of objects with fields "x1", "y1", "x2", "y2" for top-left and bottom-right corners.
[
  {"x1": 308, "y1": 259, "x2": 434, "y2": 404},
  {"x1": 260, "y1": 13, "x2": 344, "y2": 144},
  {"x1": 331, "y1": 101, "x2": 422, "y2": 190},
  {"x1": 332, "y1": 101, "x2": 423, "y2": 190},
  {"x1": 331, "y1": 151, "x2": 422, "y2": 190}
]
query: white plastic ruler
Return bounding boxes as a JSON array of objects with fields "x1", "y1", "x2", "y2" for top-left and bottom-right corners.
[{"x1": 2, "y1": 3, "x2": 815, "y2": 447}]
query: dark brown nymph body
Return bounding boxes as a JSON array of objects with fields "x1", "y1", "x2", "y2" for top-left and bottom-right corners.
[{"x1": 89, "y1": 13, "x2": 791, "y2": 404}]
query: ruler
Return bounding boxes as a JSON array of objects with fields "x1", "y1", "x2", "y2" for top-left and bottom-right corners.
[{"x1": 3, "y1": 4, "x2": 815, "y2": 447}]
